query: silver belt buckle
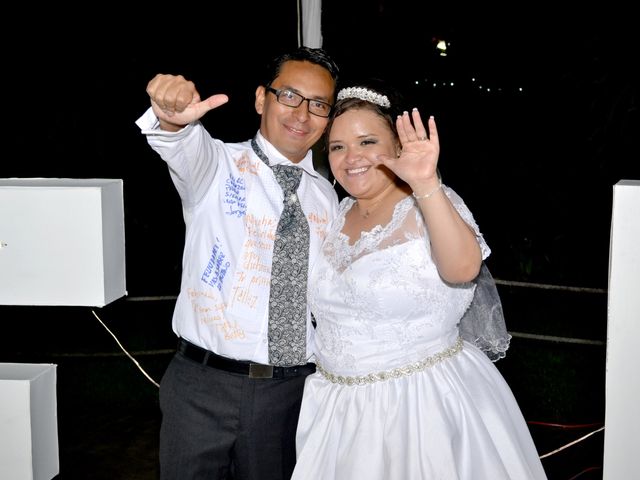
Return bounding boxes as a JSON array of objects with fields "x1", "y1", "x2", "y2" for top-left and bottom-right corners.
[{"x1": 249, "y1": 363, "x2": 274, "y2": 378}]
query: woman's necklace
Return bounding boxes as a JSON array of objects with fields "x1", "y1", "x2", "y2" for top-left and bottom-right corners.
[
  {"x1": 357, "y1": 196, "x2": 384, "y2": 219},
  {"x1": 356, "y1": 182, "x2": 397, "y2": 219}
]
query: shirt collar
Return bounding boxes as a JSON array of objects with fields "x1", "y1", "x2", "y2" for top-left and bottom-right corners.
[{"x1": 254, "y1": 131, "x2": 319, "y2": 179}]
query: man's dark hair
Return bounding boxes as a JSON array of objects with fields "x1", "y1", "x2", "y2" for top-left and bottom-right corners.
[{"x1": 262, "y1": 46, "x2": 340, "y2": 90}]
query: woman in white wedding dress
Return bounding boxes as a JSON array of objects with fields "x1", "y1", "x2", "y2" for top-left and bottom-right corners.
[{"x1": 291, "y1": 82, "x2": 548, "y2": 479}]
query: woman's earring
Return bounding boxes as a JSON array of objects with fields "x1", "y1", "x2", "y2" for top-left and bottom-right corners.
[{"x1": 332, "y1": 178, "x2": 337, "y2": 187}]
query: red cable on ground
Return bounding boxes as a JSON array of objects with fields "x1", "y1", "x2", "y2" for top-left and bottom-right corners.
[
  {"x1": 566, "y1": 465, "x2": 602, "y2": 479},
  {"x1": 527, "y1": 421, "x2": 604, "y2": 429}
]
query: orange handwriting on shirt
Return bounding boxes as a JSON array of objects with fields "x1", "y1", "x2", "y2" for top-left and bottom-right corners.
[
  {"x1": 220, "y1": 320, "x2": 246, "y2": 340},
  {"x1": 308, "y1": 210, "x2": 329, "y2": 225},
  {"x1": 235, "y1": 153, "x2": 259, "y2": 175},
  {"x1": 230, "y1": 285, "x2": 258, "y2": 309}
]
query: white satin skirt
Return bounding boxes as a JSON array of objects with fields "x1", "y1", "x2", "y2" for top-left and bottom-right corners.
[{"x1": 291, "y1": 341, "x2": 548, "y2": 480}]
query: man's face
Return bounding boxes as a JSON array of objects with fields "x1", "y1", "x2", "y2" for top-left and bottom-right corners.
[{"x1": 255, "y1": 60, "x2": 335, "y2": 163}]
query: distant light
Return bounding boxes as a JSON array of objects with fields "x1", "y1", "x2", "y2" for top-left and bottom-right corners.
[{"x1": 436, "y1": 39, "x2": 448, "y2": 56}]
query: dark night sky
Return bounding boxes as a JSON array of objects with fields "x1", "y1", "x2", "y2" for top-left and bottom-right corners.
[{"x1": 5, "y1": 1, "x2": 638, "y2": 296}]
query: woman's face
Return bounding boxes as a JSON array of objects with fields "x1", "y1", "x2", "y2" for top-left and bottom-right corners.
[{"x1": 327, "y1": 108, "x2": 398, "y2": 200}]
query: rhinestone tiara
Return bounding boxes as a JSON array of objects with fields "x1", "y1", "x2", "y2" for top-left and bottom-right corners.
[{"x1": 336, "y1": 87, "x2": 391, "y2": 108}]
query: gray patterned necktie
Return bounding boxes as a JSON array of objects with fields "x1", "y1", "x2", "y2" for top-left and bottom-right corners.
[{"x1": 252, "y1": 137, "x2": 310, "y2": 366}]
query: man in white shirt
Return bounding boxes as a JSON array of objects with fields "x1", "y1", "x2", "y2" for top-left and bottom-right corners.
[{"x1": 136, "y1": 47, "x2": 340, "y2": 480}]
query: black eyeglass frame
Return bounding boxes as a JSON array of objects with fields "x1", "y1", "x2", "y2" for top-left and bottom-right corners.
[{"x1": 265, "y1": 87, "x2": 333, "y2": 118}]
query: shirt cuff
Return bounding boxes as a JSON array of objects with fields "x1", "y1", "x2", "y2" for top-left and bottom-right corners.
[{"x1": 135, "y1": 107, "x2": 192, "y2": 136}]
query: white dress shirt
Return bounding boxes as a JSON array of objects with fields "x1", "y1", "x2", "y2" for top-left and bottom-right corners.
[{"x1": 136, "y1": 108, "x2": 339, "y2": 363}]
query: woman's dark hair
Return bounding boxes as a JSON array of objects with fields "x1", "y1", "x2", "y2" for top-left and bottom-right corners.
[{"x1": 324, "y1": 78, "x2": 406, "y2": 152}]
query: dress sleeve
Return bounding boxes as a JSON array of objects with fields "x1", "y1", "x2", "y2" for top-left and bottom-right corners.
[{"x1": 442, "y1": 184, "x2": 491, "y2": 260}]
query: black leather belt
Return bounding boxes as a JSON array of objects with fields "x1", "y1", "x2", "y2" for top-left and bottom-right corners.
[{"x1": 177, "y1": 338, "x2": 316, "y2": 379}]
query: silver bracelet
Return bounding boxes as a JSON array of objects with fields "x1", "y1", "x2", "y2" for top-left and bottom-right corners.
[{"x1": 412, "y1": 180, "x2": 443, "y2": 200}]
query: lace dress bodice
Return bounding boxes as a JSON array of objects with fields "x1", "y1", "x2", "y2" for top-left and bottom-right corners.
[{"x1": 308, "y1": 187, "x2": 490, "y2": 376}]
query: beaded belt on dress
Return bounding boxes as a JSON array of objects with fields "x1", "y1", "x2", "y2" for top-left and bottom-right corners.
[{"x1": 316, "y1": 336, "x2": 463, "y2": 386}]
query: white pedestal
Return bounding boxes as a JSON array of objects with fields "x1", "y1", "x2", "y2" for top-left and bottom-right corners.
[
  {"x1": 0, "y1": 178, "x2": 127, "y2": 306},
  {"x1": 604, "y1": 179, "x2": 640, "y2": 478},
  {"x1": 0, "y1": 363, "x2": 59, "y2": 480}
]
